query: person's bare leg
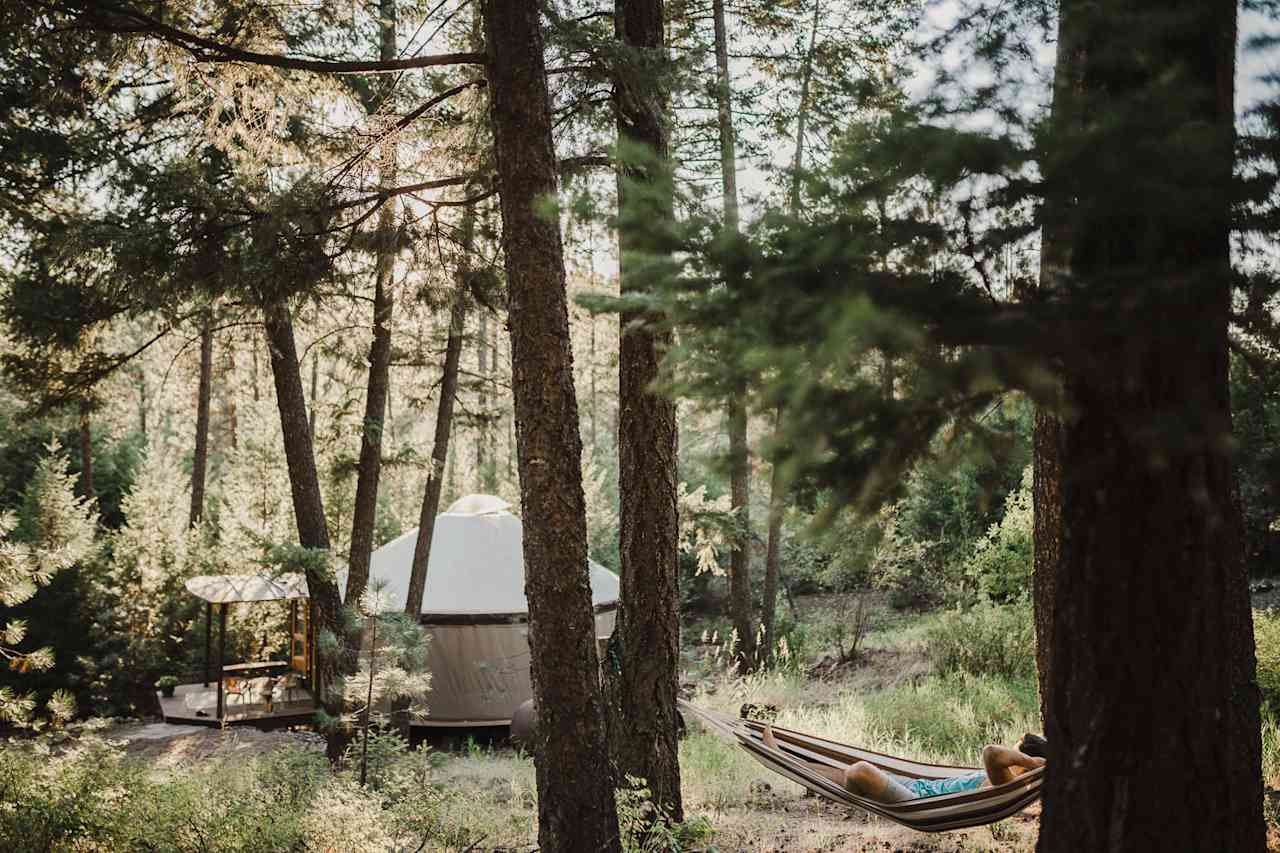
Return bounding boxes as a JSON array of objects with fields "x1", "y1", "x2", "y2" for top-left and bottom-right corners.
[
  {"x1": 846, "y1": 761, "x2": 915, "y2": 802},
  {"x1": 981, "y1": 745, "x2": 1045, "y2": 786},
  {"x1": 761, "y1": 727, "x2": 913, "y2": 802}
]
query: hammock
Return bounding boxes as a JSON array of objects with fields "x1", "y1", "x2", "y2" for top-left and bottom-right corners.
[{"x1": 678, "y1": 701, "x2": 1045, "y2": 833}]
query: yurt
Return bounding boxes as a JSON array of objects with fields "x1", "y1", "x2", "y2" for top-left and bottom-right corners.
[{"x1": 347, "y1": 494, "x2": 619, "y2": 726}]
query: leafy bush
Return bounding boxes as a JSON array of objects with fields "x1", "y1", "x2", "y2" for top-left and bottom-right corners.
[
  {"x1": 0, "y1": 732, "x2": 495, "y2": 853},
  {"x1": 924, "y1": 599, "x2": 1036, "y2": 680},
  {"x1": 962, "y1": 466, "x2": 1033, "y2": 602},
  {"x1": 616, "y1": 775, "x2": 715, "y2": 853},
  {"x1": 1256, "y1": 610, "x2": 1280, "y2": 711},
  {"x1": 871, "y1": 504, "x2": 949, "y2": 610}
]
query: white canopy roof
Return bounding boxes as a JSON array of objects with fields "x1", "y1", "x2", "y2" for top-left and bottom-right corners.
[
  {"x1": 344, "y1": 494, "x2": 619, "y2": 616},
  {"x1": 184, "y1": 573, "x2": 308, "y2": 604}
]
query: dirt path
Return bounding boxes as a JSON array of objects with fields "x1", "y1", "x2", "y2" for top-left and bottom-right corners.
[{"x1": 109, "y1": 721, "x2": 324, "y2": 767}]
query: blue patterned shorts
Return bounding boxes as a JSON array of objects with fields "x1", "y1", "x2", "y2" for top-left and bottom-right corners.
[{"x1": 893, "y1": 770, "x2": 987, "y2": 799}]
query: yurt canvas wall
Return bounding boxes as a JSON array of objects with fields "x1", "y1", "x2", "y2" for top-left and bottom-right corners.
[{"x1": 345, "y1": 494, "x2": 619, "y2": 726}]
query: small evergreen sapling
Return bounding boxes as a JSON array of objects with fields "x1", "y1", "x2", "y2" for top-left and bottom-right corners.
[{"x1": 0, "y1": 441, "x2": 97, "y2": 727}]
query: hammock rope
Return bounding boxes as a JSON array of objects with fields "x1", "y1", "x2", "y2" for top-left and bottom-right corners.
[{"x1": 678, "y1": 700, "x2": 1045, "y2": 833}]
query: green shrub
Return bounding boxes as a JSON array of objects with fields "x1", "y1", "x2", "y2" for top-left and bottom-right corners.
[
  {"x1": 862, "y1": 671, "x2": 1041, "y2": 761},
  {"x1": 1256, "y1": 610, "x2": 1280, "y2": 711},
  {"x1": 924, "y1": 599, "x2": 1036, "y2": 680},
  {"x1": 963, "y1": 466, "x2": 1033, "y2": 602},
  {"x1": 616, "y1": 775, "x2": 715, "y2": 853},
  {"x1": 871, "y1": 504, "x2": 950, "y2": 610},
  {"x1": 0, "y1": 734, "x2": 475, "y2": 853},
  {"x1": 343, "y1": 727, "x2": 410, "y2": 791}
]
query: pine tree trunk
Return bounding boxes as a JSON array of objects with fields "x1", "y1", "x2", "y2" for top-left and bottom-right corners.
[
  {"x1": 251, "y1": 336, "x2": 261, "y2": 403},
  {"x1": 609, "y1": 0, "x2": 684, "y2": 822},
  {"x1": 1031, "y1": 407, "x2": 1062, "y2": 720},
  {"x1": 476, "y1": 310, "x2": 489, "y2": 490},
  {"x1": 136, "y1": 367, "x2": 148, "y2": 439},
  {"x1": 223, "y1": 344, "x2": 238, "y2": 450},
  {"x1": 479, "y1": 1, "x2": 621, "y2": 849},
  {"x1": 711, "y1": 0, "x2": 755, "y2": 670},
  {"x1": 761, "y1": 409, "x2": 784, "y2": 661},
  {"x1": 346, "y1": 0, "x2": 398, "y2": 605},
  {"x1": 405, "y1": 212, "x2": 472, "y2": 616},
  {"x1": 1036, "y1": 2, "x2": 1263, "y2": 849},
  {"x1": 1029, "y1": 0, "x2": 1081, "y2": 723},
  {"x1": 189, "y1": 318, "x2": 214, "y2": 528},
  {"x1": 308, "y1": 347, "x2": 319, "y2": 439},
  {"x1": 762, "y1": 0, "x2": 821, "y2": 663},
  {"x1": 261, "y1": 299, "x2": 349, "y2": 764},
  {"x1": 77, "y1": 399, "x2": 94, "y2": 502}
]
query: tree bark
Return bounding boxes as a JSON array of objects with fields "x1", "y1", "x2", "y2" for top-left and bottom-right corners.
[
  {"x1": 476, "y1": 309, "x2": 490, "y2": 490},
  {"x1": 1029, "y1": 0, "x2": 1081, "y2": 724},
  {"x1": 77, "y1": 399, "x2": 94, "y2": 502},
  {"x1": 1031, "y1": 406, "x2": 1062, "y2": 721},
  {"x1": 189, "y1": 317, "x2": 214, "y2": 528},
  {"x1": 761, "y1": 408, "x2": 784, "y2": 661},
  {"x1": 763, "y1": 0, "x2": 821, "y2": 663},
  {"x1": 346, "y1": 0, "x2": 399, "y2": 605},
  {"x1": 479, "y1": 1, "x2": 621, "y2": 850},
  {"x1": 261, "y1": 298, "x2": 349, "y2": 764},
  {"x1": 405, "y1": 211, "x2": 472, "y2": 616},
  {"x1": 136, "y1": 366, "x2": 148, "y2": 439},
  {"x1": 1036, "y1": 2, "x2": 1263, "y2": 850},
  {"x1": 711, "y1": 0, "x2": 755, "y2": 671},
  {"x1": 608, "y1": 0, "x2": 684, "y2": 822},
  {"x1": 222, "y1": 343, "x2": 238, "y2": 450},
  {"x1": 308, "y1": 346, "x2": 319, "y2": 439}
]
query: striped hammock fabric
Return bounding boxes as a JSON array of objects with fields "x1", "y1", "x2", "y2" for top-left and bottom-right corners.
[{"x1": 678, "y1": 701, "x2": 1045, "y2": 833}]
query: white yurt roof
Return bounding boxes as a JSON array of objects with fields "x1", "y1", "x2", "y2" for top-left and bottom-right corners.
[{"x1": 344, "y1": 494, "x2": 619, "y2": 617}]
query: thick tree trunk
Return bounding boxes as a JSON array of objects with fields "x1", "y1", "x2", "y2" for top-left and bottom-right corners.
[
  {"x1": 1036, "y1": 2, "x2": 1263, "y2": 850},
  {"x1": 711, "y1": 0, "x2": 755, "y2": 671},
  {"x1": 405, "y1": 225, "x2": 471, "y2": 616},
  {"x1": 189, "y1": 318, "x2": 214, "y2": 528},
  {"x1": 1029, "y1": 0, "x2": 1081, "y2": 723},
  {"x1": 1030, "y1": 407, "x2": 1062, "y2": 720},
  {"x1": 77, "y1": 399, "x2": 94, "y2": 502},
  {"x1": 608, "y1": 0, "x2": 684, "y2": 822},
  {"x1": 479, "y1": 1, "x2": 621, "y2": 849},
  {"x1": 261, "y1": 299, "x2": 349, "y2": 764},
  {"x1": 346, "y1": 0, "x2": 398, "y2": 605}
]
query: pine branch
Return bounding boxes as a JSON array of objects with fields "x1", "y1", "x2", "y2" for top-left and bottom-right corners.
[{"x1": 57, "y1": 1, "x2": 485, "y2": 74}]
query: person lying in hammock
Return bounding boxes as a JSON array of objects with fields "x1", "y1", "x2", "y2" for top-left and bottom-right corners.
[{"x1": 762, "y1": 727, "x2": 1046, "y2": 802}]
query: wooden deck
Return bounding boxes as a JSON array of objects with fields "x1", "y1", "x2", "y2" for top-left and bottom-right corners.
[{"x1": 157, "y1": 681, "x2": 318, "y2": 728}]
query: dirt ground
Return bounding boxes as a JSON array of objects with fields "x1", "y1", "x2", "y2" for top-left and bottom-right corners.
[{"x1": 109, "y1": 721, "x2": 324, "y2": 767}]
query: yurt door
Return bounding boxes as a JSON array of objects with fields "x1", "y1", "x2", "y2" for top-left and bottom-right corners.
[{"x1": 290, "y1": 600, "x2": 312, "y2": 681}]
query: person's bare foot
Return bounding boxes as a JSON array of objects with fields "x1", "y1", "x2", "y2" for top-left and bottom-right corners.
[{"x1": 762, "y1": 725, "x2": 778, "y2": 751}]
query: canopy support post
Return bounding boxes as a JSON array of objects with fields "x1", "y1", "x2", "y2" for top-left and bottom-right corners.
[
  {"x1": 203, "y1": 601, "x2": 212, "y2": 686},
  {"x1": 216, "y1": 603, "x2": 227, "y2": 721}
]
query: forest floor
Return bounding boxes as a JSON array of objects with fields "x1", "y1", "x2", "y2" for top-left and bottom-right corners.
[
  {"x1": 97, "y1": 592, "x2": 1039, "y2": 851},
  {"x1": 92, "y1": 585, "x2": 1280, "y2": 851}
]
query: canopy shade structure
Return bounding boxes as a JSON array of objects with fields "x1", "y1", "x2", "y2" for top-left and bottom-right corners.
[
  {"x1": 167, "y1": 573, "x2": 317, "y2": 729},
  {"x1": 341, "y1": 495, "x2": 619, "y2": 725},
  {"x1": 184, "y1": 573, "x2": 309, "y2": 604}
]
